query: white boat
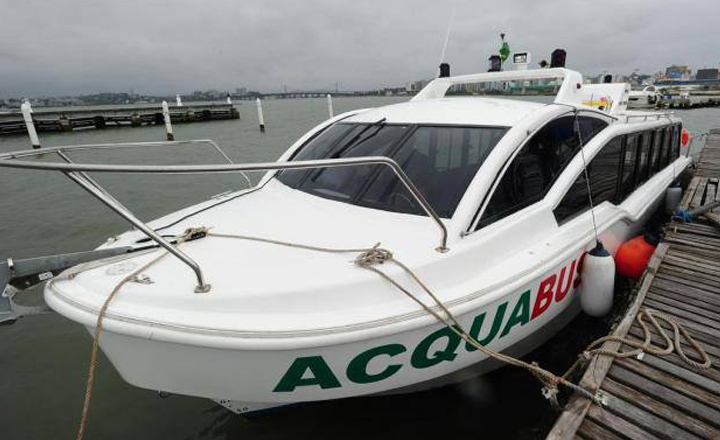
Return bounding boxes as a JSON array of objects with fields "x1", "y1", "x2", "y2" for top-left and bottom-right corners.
[
  {"x1": 628, "y1": 85, "x2": 663, "y2": 109},
  {"x1": 0, "y1": 68, "x2": 691, "y2": 414}
]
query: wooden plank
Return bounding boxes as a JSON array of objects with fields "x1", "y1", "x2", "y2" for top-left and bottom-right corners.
[
  {"x1": 644, "y1": 294, "x2": 720, "y2": 327},
  {"x1": 546, "y1": 244, "x2": 669, "y2": 440},
  {"x1": 586, "y1": 404, "x2": 662, "y2": 440},
  {"x1": 653, "y1": 272, "x2": 720, "y2": 298},
  {"x1": 679, "y1": 177, "x2": 702, "y2": 211},
  {"x1": 690, "y1": 178, "x2": 708, "y2": 208},
  {"x1": 607, "y1": 366, "x2": 720, "y2": 429},
  {"x1": 642, "y1": 297, "x2": 720, "y2": 334},
  {"x1": 589, "y1": 390, "x2": 702, "y2": 440},
  {"x1": 615, "y1": 357, "x2": 720, "y2": 412},
  {"x1": 602, "y1": 377, "x2": 720, "y2": 437},
  {"x1": 650, "y1": 280, "x2": 720, "y2": 308},
  {"x1": 637, "y1": 354, "x2": 720, "y2": 395},
  {"x1": 628, "y1": 323, "x2": 720, "y2": 361},
  {"x1": 577, "y1": 417, "x2": 625, "y2": 440}
]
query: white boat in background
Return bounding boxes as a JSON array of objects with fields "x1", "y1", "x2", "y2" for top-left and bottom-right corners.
[
  {"x1": 0, "y1": 67, "x2": 691, "y2": 415},
  {"x1": 628, "y1": 85, "x2": 663, "y2": 109}
]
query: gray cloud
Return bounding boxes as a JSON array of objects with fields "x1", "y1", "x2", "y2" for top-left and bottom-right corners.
[{"x1": 1, "y1": 0, "x2": 718, "y2": 98}]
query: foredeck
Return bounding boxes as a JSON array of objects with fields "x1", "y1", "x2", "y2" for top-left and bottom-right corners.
[{"x1": 547, "y1": 131, "x2": 720, "y2": 439}]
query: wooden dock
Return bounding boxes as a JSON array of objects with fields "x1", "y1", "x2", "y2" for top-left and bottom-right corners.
[
  {"x1": 547, "y1": 132, "x2": 720, "y2": 439},
  {"x1": 0, "y1": 102, "x2": 239, "y2": 135}
]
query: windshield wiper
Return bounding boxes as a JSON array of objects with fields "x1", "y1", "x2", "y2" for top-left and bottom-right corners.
[{"x1": 330, "y1": 117, "x2": 387, "y2": 159}]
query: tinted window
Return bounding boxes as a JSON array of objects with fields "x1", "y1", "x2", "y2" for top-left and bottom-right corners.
[
  {"x1": 649, "y1": 130, "x2": 662, "y2": 174},
  {"x1": 362, "y1": 126, "x2": 506, "y2": 217},
  {"x1": 279, "y1": 123, "x2": 360, "y2": 187},
  {"x1": 658, "y1": 127, "x2": 669, "y2": 168},
  {"x1": 636, "y1": 132, "x2": 651, "y2": 183},
  {"x1": 477, "y1": 116, "x2": 608, "y2": 229},
  {"x1": 554, "y1": 136, "x2": 623, "y2": 223},
  {"x1": 671, "y1": 124, "x2": 681, "y2": 159},
  {"x1": 618, "y1": 134, "x2": 637, "y2": 200},
  {"x1": 278, "y1": 123, "x2": 508, "y2": 218}
]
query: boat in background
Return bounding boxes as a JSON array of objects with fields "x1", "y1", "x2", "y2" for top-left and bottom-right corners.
[{"x1": 628, "y1": 85, "x2": 663, "y2": 109}]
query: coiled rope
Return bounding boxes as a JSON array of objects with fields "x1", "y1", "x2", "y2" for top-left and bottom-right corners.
[{"x1": 76, "y1": 229, "x2": 711, "y2": 439}]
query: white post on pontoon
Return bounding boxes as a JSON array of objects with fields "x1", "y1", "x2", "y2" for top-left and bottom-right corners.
[
  {"x1": 226, "y1": 95, "x2": 232, "y2": 105},
  {"x1": 21, "y1": 100, "x2": 41, "y2": 149},
  {"x1": 162, "y1": 101, "x2": 174, "y2": 141},
  {"x1": 256, "y1": 98, "x2": 265, "y2": 132},
  {"x1": 176, "y1": 94, "x2": 183, "y2": 107},
  {"x1": 327, "y1": 94, "x2": 334, "y2": 119}
]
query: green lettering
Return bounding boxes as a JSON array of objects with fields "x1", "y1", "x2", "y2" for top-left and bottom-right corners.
[
  {"x1": 500, "y1": 290, "x2": 531, "y2": 338},
  {"x1": 273, "y1": 356, "x2": 341, "y2": 392},
  {"x1": 347, "y1": 344, "x2": 406, "y2": 384},
  {"x1": 465, "y1": 302, "x2": 509, "y2": 351},
  {"x1": 411, "y1": 326, "x2": 461, "y2": 369}
]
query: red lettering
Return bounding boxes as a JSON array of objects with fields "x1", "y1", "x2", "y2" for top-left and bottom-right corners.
[
  {"x1": 532, "y1": 274, "x2": 556, "y2": 319},
  {"x1": 573, "y1": 253, "x2": 586, "y2": 290},
  {"x1": 555, "y1": 260, "x2": 577, "y2": 302}
]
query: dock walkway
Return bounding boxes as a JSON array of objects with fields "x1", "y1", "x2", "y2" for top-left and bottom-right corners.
[
  {"x1": 0, "y1": 102, "x2": 239, "y2": 135},
  {"x1": 547, "y1": 132, "x2": 720, "y2": 439}
]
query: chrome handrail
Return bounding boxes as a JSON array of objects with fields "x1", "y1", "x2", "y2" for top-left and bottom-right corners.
[{"x1": 0, "y1": 142, "x2": 449, "y2": 293}]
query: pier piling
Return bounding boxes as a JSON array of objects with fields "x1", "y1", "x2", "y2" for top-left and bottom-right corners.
[
  {"x1": 256, "y1": 98, "x2": 265, "y2": 133},
  {"x1": 161, "y1": 101, "x2": 174, "y2": 141},
  {"x1": 327, "y1": 94, "x2": 334, "y2": 119},
  {"x1": 20, "y1": 101, "x2": 40, "y2": 149}
]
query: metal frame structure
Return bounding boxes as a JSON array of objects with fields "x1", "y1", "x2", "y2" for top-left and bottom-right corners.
[{"x1": 0, "y1": 140, "x2": 448, "y2": 293}]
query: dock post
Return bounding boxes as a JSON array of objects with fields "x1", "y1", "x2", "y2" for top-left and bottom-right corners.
[
  {"x1": 162, "y1": 101, "x2": 174, "y2": 141},
  {"x1": 256, "y1": 98, "x2": 265, "y2": 132},
  {"x1": 327, "y1": 94, "x2": 334, "y2": 118},
  {"x1": 176, "y1": 94, "x2": 183, "y2": 107},
  {"x1": 226, "y1": 95, "x2": 232, "y2": 105},
  {"x1": 21, "y1": 101, "x2": 41, "y2": 149}
]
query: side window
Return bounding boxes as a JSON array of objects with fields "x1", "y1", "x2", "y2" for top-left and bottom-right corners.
[
  {"x1": 649, "y1": 130, "x2": 662, "y2": 175},
  {"x1": 636, "y1": 132, "x2": 651, "y2": 184},
  {"x1": 554, "y1": 136, "x2": 623, "y2": 224},
  {"x1": 477, "y1": 115, "x2": 608, "y2": 229},
  {"x1": 618, "y1": 134, "x2": 637, "y2": 201},
  {"x1": 658, "y1": 127, "x2": 669, "y2": 169},
  {"x1": 671, "y1": 124, "x2": 682, "y2": 159}
]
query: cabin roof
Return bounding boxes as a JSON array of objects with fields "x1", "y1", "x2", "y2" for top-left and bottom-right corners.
[{"x1": 344, "y1": 97, "x2": 546, "y2": 127}]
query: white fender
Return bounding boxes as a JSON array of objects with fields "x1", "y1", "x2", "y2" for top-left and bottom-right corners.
[
  {"x1": 665, "y1": 184, "x2": 682, "y2": 214},
  {"x1": 580, "y1": 241, "x2": 615, "y2": 317}
]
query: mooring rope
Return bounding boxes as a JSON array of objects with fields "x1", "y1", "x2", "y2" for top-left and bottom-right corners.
[
  {"x1": 562, "y1": 307, "x2": 712, "y2": 383},
  {"x1": 77, "y1": 229, "x2": 712, "y2": 439},
  {"x1": 76, "y1": 228, "x2": 203, "y2": 440}
]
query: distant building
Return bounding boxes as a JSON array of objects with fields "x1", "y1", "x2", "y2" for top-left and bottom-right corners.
[
  {"x1": 665, "y1": 65, "x2": 691, "y2": 81},
  {"x1": 696, "y1": 68, "x2": 720, "y2": 82}
]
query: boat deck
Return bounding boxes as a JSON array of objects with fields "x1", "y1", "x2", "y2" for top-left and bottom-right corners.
[{"x1": 547, "y1": 131, "x2": 720, "y2": 439}]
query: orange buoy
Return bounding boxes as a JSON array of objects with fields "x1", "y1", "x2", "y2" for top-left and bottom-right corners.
[{"x1": 615, "y1": 234, "x2": 658, "y2": 280}]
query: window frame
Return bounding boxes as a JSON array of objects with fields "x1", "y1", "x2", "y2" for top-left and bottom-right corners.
[
  {"x1": 469, "y1": 113, "x2": 611, "y2": 232},
  {"x1": 552, "y1": 134, "x2": 624, "y2": 225},
  {"x1": 278, "y1": 121, "x2": 511, "y2": 219}
]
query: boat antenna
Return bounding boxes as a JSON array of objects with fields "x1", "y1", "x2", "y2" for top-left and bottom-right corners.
[
  {"x1": 438, "y1": 6, "x2": 456, "y2": 65},
  {"x1": 574, "y1": 109, "x2": 601, "y2": 246}
]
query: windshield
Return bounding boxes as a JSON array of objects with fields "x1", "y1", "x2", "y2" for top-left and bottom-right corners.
[{"x1": 278, "y1": 123, "x2": 508, "y2": 218}]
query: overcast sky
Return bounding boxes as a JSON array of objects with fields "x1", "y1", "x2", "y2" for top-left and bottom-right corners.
[{"x1": 1, "y1": 0, "x2": 718, "y2": 98}]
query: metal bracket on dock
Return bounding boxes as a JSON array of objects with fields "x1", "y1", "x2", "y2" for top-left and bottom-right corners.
[{"x1": 0, "y1": 247, "x2": 135, "y2": 325}]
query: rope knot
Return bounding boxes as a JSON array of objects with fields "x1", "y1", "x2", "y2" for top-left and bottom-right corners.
[
  {"x1": 354, "y1": 244, "x2": 393, "y2": 267},
  {"x1": 181, "y1": 226, "x2": 210, "y2": 243}
]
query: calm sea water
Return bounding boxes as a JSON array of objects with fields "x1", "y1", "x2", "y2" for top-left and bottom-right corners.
[{"x1": 0, "y1": 97, "x2": 717, "y2": 439}]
